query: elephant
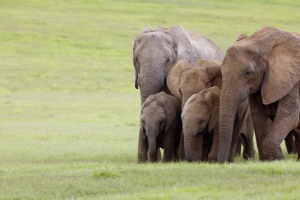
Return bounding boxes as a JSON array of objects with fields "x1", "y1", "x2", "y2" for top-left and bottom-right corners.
[
  {"x1": 182, "y1": 86, "x2": 255, "y2": 162},
  {"x1": 167, "y1": 59, "x2": 222, "y2": 108},
  {"x1": 133, "y1": 25, "x2": 224, "y2": 104},
  {"x1": 134, "y1": 25, "x2": 224, "y2": 162},
  {"x1": 218, "y1": 26, "x2": 300, "y2": 162},
  {"x1": 167, "y1": 59, "x2": 255, "y2": 161},
  {"x1": 140, "y1": 92, "x2": 182, "y2": 162}
]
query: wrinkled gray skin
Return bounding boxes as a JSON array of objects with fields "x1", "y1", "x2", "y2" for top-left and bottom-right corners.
[
  {"x1": 134, "y1": 25, "x2": 224, "y2": 162},
  {"x1": 141, "y1": 92, "x2": 181, "y2": 162},
  {"x1": 182, "y1": 87, "x2": 255, "y2": 162},
  {"x1": 218, "y1": 27, "x2": 300, "y2": 162}
]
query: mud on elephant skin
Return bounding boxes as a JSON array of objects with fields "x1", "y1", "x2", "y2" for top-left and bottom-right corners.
[
  {"x1": 218, "y1": 26, "x2": 300, "y2": 162},
  {"x1": 139, "y1": 92, "x2": 182, "y2": 162},
  {"x1": 182, "y1": 86, "x2": 255, "y2": 162}
]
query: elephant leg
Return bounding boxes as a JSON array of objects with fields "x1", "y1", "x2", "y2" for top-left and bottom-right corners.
[
  {"x1": 294, "y1": 130, "x2": 300, "y2": 160},
  {"x1": 163, "y1": 125, "x2": 177, "y2": 162},
  {"x1": 172, "y1": 135, "x2": 180, "y2": 162},
  {"x1": 240, "y1": 132, "x2": 255, "y2": 160},
  {"x1": 241, "y1": 115, "x2": 255, "y2": 160},
  {"x1": 191, "y1": 133, "x2": 203, "y2": 161},
  {"x1": 201, "y1": 141, "x2": 209, "y2": 161},
  {"x1": 249, "y1": 93, "x2": 272, "y2": 160},
  {"x1": 228, "y1": 118, "x2": 240, "y2": 162},
  {"x1": 148, "y1": 150, "x2": 158, "y2": 162},
  {"x1": 208, "y1": 124, "x2": 219, "y2": 162},
  {"x1": 138, "y1": 125, "x2": 148, "y2": 163},
  {"x1": 285, "y1": 131, "x2": 295, "y2": 154},
  {"x1": 178, "y1": 131, "x2": 186, "y2": 161},
  {"x1": 261, "y1": 87, "x2": 300, "y2": 161}
]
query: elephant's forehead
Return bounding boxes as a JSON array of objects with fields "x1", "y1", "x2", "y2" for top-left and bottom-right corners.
[
  {"x1": 182, "y1": 69, "x2": 206, "y2": 78},
  {"x1": 144, "y1": 103, "x2": 164, "y2": 115},
  {"x1": 139, "y1": 32, "x2": 172, "y2": 44},
  {"x1": 182, "y1": 102, "x2": 208, "y2": 116}
]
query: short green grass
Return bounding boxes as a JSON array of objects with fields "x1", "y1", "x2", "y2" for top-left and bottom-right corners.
[{"x1": 1, "y1": 0, "x2": 300, "y2": 199}]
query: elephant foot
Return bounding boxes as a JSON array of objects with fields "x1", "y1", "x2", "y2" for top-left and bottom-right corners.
[
  {"x1": 260, "y1": 150, "x2": 285, "y2": 161},
  {"x1": 138, "y1": 154, "x2": 148, "y2": 163},
  {"x1": 243, "y1": 149, "x2": 256, "y2": 160},
  {"x1": 208, "y1": 153, "x2": 217, "y2": 162}
]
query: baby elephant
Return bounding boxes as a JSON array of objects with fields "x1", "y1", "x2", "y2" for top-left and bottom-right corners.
[
  {"x1": 182, "y1": 86, "x2": 255, "y2": 162},
  {"x1": 140, "y1": 92, "x2": 182, "y2": 162}
]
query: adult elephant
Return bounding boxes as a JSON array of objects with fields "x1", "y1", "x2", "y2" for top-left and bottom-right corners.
[
  {"x1": 218, "y1": 27, "x2": 300, "y2": 162},
  {"x1": 133, "y1": 25, "x2": 224, "y2": 162}
]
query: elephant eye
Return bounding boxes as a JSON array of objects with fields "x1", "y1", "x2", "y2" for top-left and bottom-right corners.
[
  {"x1": 199, "y1": 120, "x2": 204, "y2": 124},
  {"x1": 245, "y1": 71, "x2": 251, "y2": 77},
  {"x1": 165, "y1": 59, "x2": 170, "y2": 65},
  {"x1": 178, "y1": 88, "x2": 182, "y2": 96}
]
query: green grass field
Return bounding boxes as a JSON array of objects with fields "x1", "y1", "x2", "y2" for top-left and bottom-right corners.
[{"x1": 1, "y1": 0, "x2": 300, "y2": 199}]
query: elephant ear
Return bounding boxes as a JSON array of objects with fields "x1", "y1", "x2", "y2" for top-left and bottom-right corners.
[
  {"x1": 133, "y1": 56, "x2": 139, "y2": 89},
  {"x1": 205, "y1": 62, "x2": 221, "y2": 78},
  {"x1": 142, "y1": 26, "x2": 153, "y2": 33},
  {"x1": 141, "y1": 95, "x2": 154, "y2": 113},
  {"x1": 167, "y1": 59, "x2": 191, "y2": 100},
  {"x1": 254, "y1": 29, "x2": 300, "y2": 104},
  {"x1": 235, "y1": 33, "x2": 249, "y2": 42},
  {"x1": 169, "y1": 25, "x2": 198, "y2": 66},
  {"x1": 203, "y1": 87, "x2": 220, "y2": 132},
  {"x1": 195, "y1": 59, "x2": 222, "y2": 88}
]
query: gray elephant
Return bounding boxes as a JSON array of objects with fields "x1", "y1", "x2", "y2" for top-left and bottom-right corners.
[
  {"x1": 134, "y1": 25, "x2": 224, "y2": 162},
  {"x1": 182, "y1": 86, "x2": 255, "y2": 162},
  {"x1": 140, "y1": 92, "x2": 182, "y2": 162},
  {"x1": 218, "y1": 27, "x2": 300, "y2": 162}
]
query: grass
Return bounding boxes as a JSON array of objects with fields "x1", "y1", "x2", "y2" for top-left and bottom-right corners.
[{"x1": 1, "y1": 0, "x2": 300, "y2": 199}]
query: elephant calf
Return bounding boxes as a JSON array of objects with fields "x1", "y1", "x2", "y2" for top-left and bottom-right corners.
[
  {"x1": 140, "y1": 92, "x2": 182, "y2": 162},
  {"x1": 182, "y1": 86, "x2": 255, "y2": 162}
]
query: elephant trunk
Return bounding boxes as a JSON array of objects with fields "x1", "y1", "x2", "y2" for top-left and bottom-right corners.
[
  {"x1": 140, "y1": 65, "x2": 164, "y2": 104},
  {"x1": 148, "y1": 135, "x2": 157, "y2": 155},
  {"x1": 217, "y1": 90, "x2": 239, "y2": 163},
  {"x1": 184, "y1": 134, "x2": 194, "y2": 162}
]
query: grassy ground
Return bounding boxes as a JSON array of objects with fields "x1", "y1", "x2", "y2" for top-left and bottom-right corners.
[{"x1": 1, "y1": 0, "x2": 300, "y2": 199}]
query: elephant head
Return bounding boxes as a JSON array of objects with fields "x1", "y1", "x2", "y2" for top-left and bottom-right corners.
[
  {"x1": 181, "y1": 86, "x2": 220, "y2": 161},
  {"x1": 133, "y1": 25, "x2": 224, "y2": 104},
  {"x1": 141, "y1": 92, "x2": 180, "y2": 160},
  {"x1": 167, "y1": 59, "x2": 221, "y2": 109},
  {"x1": 218, "y1": 27, "x2": 300, "y2": 163}
]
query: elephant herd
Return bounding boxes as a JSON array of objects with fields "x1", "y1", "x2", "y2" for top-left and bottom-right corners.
[{"x1": 133, "y1": 25, "x2": 300, "y2": 163}]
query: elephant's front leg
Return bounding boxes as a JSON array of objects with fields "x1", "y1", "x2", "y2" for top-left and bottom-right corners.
[
  {"x1": 163, "y1": 125, "x2": 177, "y2": 162},
  {"x1": 293, "y1": 130, "x2": 300, "y2": 160},
  {"x1": 208, "y1": 123, "x2": 219, "y2": 162},
  {"x1": 249, "y1": 92, "x2": 272, "y2": 160},
  {"x1": 228, "y1": 117, "x2": 241, "y2": 162},
  {"x1": 138, "y1": 125, "x2": 149, "y2": 163},
  {"x1": 262, "y1": 87, "x2": 300, "y2": 160},
  {"x1": 178, "y1": 131, "x2": 185, "y2": 161},
  {"x1": 285, "y1": 131, "x2": 295, "y2": 154}
]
